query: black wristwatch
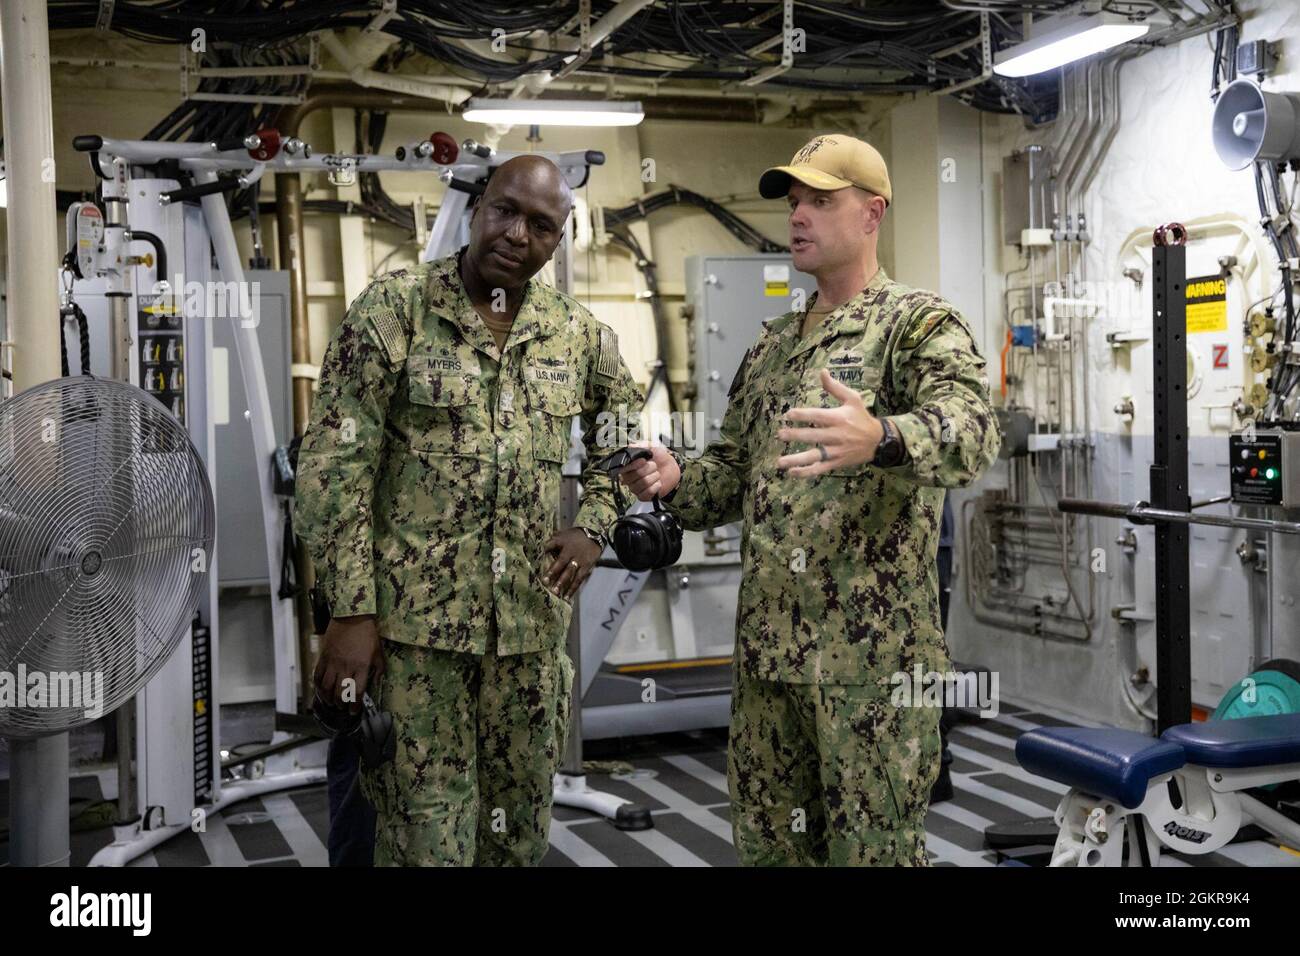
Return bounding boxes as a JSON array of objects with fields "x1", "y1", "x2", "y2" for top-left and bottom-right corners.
[
  {"x1": 663, "y1": 448, "x2": 687, "y2": 503},
  {"x1": 871, "y1": 417, "x2": 906, "y2": 468}
]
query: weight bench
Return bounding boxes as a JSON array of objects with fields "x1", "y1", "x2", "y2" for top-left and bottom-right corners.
[{"x1": 1016, "y1": 713, "x2": 1300, "y2": 866}]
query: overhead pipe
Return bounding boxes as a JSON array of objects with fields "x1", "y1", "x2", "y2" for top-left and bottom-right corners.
[
  {"x1": 1054, "y1": 61, "x2": 1101, "y2": 224},
  {"x1": 1067, "y1": 56, "x2": 1119, "y2": 218},
  {"x1": 317, "y1": 30, "x2": 473, "y2": 105},
  {"x1": 1046, "y1": 65, "x2": 1085, "y2": 223},
  {"x1": 1064, "y1": 57, "x2": 1116, "y2": 220},
  {"x1": 1060, "y1": 62, "x2": 1102, "y2": 221},
  {"x1": 1049, "y1": 66, "x2": 1084, "y2": 171},
  {"x1": 1075, "y1": 51, "x2": 1140, "y2": 205},
  {"x1": 1060, "y1": 62, "x2": 1092, "y2": 201}
]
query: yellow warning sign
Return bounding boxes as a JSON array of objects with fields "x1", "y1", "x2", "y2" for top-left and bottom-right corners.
[
  {"x1": 764, "y1": 263, "x2": 791, "y2": 297},
  {"x1": 1186, "y1": 274, "x2": 1227, "y2": 334}
]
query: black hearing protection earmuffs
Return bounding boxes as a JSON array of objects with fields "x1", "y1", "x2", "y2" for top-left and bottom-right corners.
[
  {"x1": 312, "y1": 690, "x2": 396, "y2": 769},
  {"x1": 304, "y1": 586, "x2": 393, "y2": 768},
  {"x1": 596, "y1": 447, "x2": 684, "y2": 572}
]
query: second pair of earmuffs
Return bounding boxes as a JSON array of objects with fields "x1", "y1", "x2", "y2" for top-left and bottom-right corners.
[
  {"x1": 596, "y1": 447, "x2": 684, "y2": 572},
  {"x1": 312, "y1": 690, "x2": 396, "y2": 770}
]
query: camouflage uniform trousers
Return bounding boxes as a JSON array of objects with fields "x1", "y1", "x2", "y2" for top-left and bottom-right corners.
[
  {"x1": 728, "y1": 665, "x2": 941, "y2": 866},
  {"x1": 360, "y1": 630, "x2": 574, "y2": 866}
]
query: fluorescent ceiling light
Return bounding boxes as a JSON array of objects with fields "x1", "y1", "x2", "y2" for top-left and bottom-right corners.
[
  {"x1": 994, "y1": 13, "x2": 1150, "y2": 78},
  {"x1": 462, "y1": 98, "x2": 644, "y2": 127},
  {"x1": 0, "y1": 178, "x2": 6, "y2": 209}
]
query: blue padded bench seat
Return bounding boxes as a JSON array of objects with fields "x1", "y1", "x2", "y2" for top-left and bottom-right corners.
[
  {"x1": 1162, "y1": 713, "x2": 1300, "y2": 769},
  {"x1": 1015, "y1": 727, "x2": 1185, "y2": 810}
]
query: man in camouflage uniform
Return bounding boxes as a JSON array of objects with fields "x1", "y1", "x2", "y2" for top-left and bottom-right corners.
[
  {"x1": 295, "y1": 155, "x2": 643, "y2": 866},
  {"x1": 619, "y1": 134, "x2": 999, "y2": 865}
]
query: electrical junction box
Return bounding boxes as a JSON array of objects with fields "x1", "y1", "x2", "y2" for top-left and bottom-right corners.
[
  {"x1": 1002, "y1": 146, "x2": 1054, "y2": 246},
  {"x1": 1229, "y1": 428, "x2": 1300, "y2": 507},
  {"x1": 684, "y1": 255, "x2": 816, "y2": 444},
  {"x1": 1236, "y1": 40, "x2": 1276, "y2": 78}
]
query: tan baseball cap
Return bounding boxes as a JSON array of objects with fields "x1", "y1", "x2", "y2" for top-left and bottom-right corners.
[{"x1": 759, "y1": 134, "x2": 892, "y2": 205}]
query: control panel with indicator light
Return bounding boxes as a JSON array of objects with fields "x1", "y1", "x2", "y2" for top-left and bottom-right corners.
[{"x1": 1229, "y1": 429, "x2": 1300, "y2": 506}]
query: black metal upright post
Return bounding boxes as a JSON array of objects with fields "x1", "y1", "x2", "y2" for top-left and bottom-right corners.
[
  {"x1": 558, "y1": 474, "x2": 585, "y2": 775},
  {"x1": 1151, "y1": 240, "x2": 1192, "y2": 732}
]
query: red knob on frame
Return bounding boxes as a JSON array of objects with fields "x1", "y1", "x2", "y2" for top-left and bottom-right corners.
[{"x1": 429, "y1": 131, "x2": 458, "y2": 166}]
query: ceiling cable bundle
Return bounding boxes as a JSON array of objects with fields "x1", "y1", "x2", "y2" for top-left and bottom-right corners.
[{"x1": 49, "y1": 0, "x2": 1064, "y2": 116}]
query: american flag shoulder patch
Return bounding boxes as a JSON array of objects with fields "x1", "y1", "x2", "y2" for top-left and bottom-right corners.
[
  {"x1": 595, "y1": 324, "x2": 619, "y2": 385},
  {"x1": 368, "y1": 308, "x2": 407, "y2": 364}
]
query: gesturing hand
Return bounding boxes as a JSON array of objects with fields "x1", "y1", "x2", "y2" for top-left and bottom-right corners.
[{"x1": 776, "y1": 368, "x2": 884, "y2": 477}]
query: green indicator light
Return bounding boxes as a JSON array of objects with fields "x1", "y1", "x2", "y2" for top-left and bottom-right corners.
[{"x1": 1266, "y1": 468, "x2": 1277, "y2": 480}]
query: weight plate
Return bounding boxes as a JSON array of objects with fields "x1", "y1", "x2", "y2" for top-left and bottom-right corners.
[{"x1": 1212, "y1": 659, "x2": 1300, "y2": 719}]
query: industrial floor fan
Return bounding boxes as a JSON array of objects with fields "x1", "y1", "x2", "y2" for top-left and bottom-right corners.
[{"x1": 0, "y1": 375, "x2": 214, "y2": 863}]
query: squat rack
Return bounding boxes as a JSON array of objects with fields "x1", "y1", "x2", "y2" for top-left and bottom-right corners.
[{"x1": 1059, "y1": 224, "x2": 1300, "y2": 732}]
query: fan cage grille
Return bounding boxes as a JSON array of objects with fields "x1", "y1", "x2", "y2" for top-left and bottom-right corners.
[{"x1": 0, "y1": 376, "x2": 215, "y2": 739}]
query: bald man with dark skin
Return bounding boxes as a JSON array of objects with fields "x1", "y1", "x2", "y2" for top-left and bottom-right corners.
[
  {"x1": 461, "y1": 155, "x2": 574, "y2": 332},
  {"x1": 297, "y1": 153, "x2": 644, "y2": 865}
]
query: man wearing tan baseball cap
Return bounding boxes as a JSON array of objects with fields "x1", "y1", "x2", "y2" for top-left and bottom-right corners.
[
  {"x1": 617, "y1": 133, "x2": 999, "y2": 866},
  {"x1": 758, "y1": 132, "x2": 893, "y2": 206}
]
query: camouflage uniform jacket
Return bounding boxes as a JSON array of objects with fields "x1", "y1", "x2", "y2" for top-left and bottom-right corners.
[
  {"x1": 666, "y1": 267, "x2": 999, "y2": 685},
  {"x1": 295, "y1": 250, "x2": 644, "y2": 654}
]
